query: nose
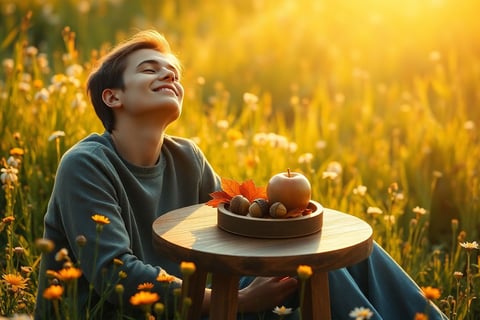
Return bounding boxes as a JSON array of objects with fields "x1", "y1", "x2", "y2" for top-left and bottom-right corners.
[{"x1": 160, "y1": 67, "x2": 176, "y2": 81}]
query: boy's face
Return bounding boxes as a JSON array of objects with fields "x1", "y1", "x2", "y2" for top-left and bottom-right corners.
[{"x1": 114, "y1": 48, "x2": 184, "y2": 124}]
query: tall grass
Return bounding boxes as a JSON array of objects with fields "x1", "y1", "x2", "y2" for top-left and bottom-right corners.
[{"x1": 1, "y1": 0, "x2": 479, "y2": 318}]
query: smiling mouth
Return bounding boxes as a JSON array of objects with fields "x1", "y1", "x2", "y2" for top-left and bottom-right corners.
[{"x1": 154, "y1": 87, "x2": 177, "y2": 96}]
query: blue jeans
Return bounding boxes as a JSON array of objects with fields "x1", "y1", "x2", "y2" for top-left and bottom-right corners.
[{"x1": 204, "y1": 242, "x2": 448, "y2": 320}]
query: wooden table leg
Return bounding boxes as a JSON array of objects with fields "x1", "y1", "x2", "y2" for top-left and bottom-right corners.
[
  {"x1": 184, "y1": 268, "x2": 208, "y2": 320},
  {"x1": 301, "y1": 272, "x2": 331, "y2": 320},
  {"x1": 209, "y1": 273, "x2": 240, "y2": 320}
]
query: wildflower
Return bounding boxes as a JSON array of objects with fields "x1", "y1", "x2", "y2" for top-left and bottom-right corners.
[
  {"x1": 457, "y1": 231, "x2": 467, "y2": 243},
  {"x1": 180, "y1": 261, "x2": 196, "y2": 276},
  {"x1": 366, "y1": 207, "x2": 383, "y2": 216},
  {"x1": 297, "y1": 265, "x2": 313, "y2": 280},
  {"x1": 216, "y1": 120, "x2": 229, "y2": 129},
  {"x1": 34, "y1": 88, "x2": 50, "y2": 102},
  {"x1": 35, "y1": 238, "x2": 55, "y2": 253},
  {"x1": 157, "y1": 270, "x2": 175, "y2": 283},
  {"x1": 113, "y1": 258, "x2": 124, "y2": 266},
  {"x1": 43, "y1": 285, "x2": 64, "y2": 300},
  {"x1": 460, "y1": 241, "x2": 479, "y2": 251},
  {"x1": 154, "y1": 302, "x2": 165, "y2": 315},
  {"x1": 21, "y1": 266, "x2": 33, "y2": 274},
  {"x1": 2, "y1": 216, "x2": 15, "y2": 224},
  {"x1": 91, "y1": 214, "x2": 110, "y2": 225},
  {"x1": 55, "y1": 248, "x2": 70, "y2": 262},
  {"x1": 453, "y1": 271, "x2": 463, "y2": 280},
  {"x1": 118, "y1": 270, "x2": 128, "y2": 279},
  {"x1": 2, "y1": 273, "x2": 28, "y2": 292},
  {"x1": 9, "y1": 147, "x2": 24, "y2": 157},
  {"x1": 76, "y1": 235, "x2": 87, "y2": 247},
  {"x1": 353, "y1": 185, "x2": 367, "y2": 196},
  {"x1": 227, "y1": 129, "x2": 243, "y2": 141},
  {"x1": 414, "y1": 312, "x2": 428, "y2": 320},
  {"x1": 272, "y1": 305, "x2": 293, "y2": 315},
  {"x1": 7, "y1": 156, "x2": 20, "y2": 168},
  {"x1": 1, "y1": 167, "x2": 19, "y2": 185},
  {"x1": 2, "y1": 58, "x2": 14, "y2": 73},
  {"x1": 137, "y1": 282, "x2": 154, "y2": 291},
  {"x1": 57, "y1": 267, "x2": 82, "y2": 282},
  {"x1": 421, "y1": 286, "x2": 441, "y2": 300},
  {"x1": 315, "y1": 140, "x2": 327, "y2": 150},
  {"x1": 129, "y1": 291, "x2": 160, "y2": 306},
  {"x1": 298, "y1": 153, "x2": 314, "y2": 164},
  {"x1": 243, "y1": 92, "x2": 259, "y2": 105},
  {"x1": 48, "y1": 130, "x2": 65, "y2": 141},
  {"x1": 464, "y1": 120, "x2": 475, "y2": 131},
  {"x1": 413, "y1": 206, "x2": 427, "y2": 216},
  {"x1": 14, "y1": 246, "x2": 25, "y2": 255},
  {"x1": 115, "y1": 284, "x2": 124, "y2": 294},
  {"x1": 349, "y1": 306, "x2": 373, "y2": 319},
  {"x1": 322, "y1": 171, "x2": 338, "y2": 180}
]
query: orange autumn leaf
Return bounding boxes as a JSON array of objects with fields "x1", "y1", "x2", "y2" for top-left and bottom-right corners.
[
  {"x1": 220, "y1": 177, "x2": 242, "y2": 197},
  {"x1": 239, "y1": 179, "x2": 267, "y2": 202},
  {"x1": 206, "y1": 178, "x2": 266, "y2": 207}
]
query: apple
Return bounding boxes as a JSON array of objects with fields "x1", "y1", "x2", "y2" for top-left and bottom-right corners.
[{"x1": 266, "y1": 169, "x2": 311, "y2": 212}]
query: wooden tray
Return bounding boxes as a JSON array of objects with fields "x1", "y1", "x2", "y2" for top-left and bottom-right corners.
[{"x1": 217, "y1": 200, "x2": 323, "y2": 238}]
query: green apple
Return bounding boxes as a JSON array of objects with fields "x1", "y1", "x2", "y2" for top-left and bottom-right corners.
[{"x1": 266, "y1": 169, "x2": 311, "y2": 212}]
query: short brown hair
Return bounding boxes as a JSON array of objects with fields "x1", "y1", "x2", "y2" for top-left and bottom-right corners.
[{"x1": 86, "y1": 30, "x2": 180, "y2": 131}]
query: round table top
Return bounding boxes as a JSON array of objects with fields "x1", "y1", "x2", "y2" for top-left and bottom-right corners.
[{"x1": 152, "y1": 204, "x2": 373, "y2": 276}]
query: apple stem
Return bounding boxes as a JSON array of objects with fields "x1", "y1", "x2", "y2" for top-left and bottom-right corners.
[{"x1": 287, "y1": 168, "x2": 291, "y2": 177}]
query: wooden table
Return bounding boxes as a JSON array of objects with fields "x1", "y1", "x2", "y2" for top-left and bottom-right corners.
[{"x1": 152, "y1": 204, "x2": 373, "y2": 320}]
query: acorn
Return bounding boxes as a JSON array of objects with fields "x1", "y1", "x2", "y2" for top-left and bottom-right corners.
[
  {"x1": 229, "y1": 195, "x2": 251, "y2": 216},
  {"x1": 248, "y1": 198, "x2": 270, "y2": 218},
  {"x1": 269, "y1": 202, "x2": 288, "y2": 218}
]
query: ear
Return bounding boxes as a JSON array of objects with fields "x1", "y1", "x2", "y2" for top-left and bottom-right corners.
[{"x1": 102, "y1": 89, "x2": 122, "y2": 108}]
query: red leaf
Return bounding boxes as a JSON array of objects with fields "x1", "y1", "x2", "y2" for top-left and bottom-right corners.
[
  {"x1": 206, "y1": 190, "x2": 232, "y2": 208},
  {"x1": 239, "y1": 179, "x2": 267, "y2": 202}
]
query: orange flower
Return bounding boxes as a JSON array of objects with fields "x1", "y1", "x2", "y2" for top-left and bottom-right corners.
[
  {"x1": 156, "y1": 270, "x2": 175, "y2": 283},
  {"x1": 297, "y1": 265, "x2": 313, "y2": 280},
  {"x1": 2, "y1": 273, "x2": 28, "y2": 292},
  {"x1": 130, "y1": 291, "x2": 160, "y2": 306},
  {"x1": 414, "y1": 313, "x2": 428, "y2": 320},
  {"x1": 9, "y1": 147, "x2": 24, "y2": 156},
  {"x1": 57, "y1": 267, "x2": 82, "y2": 282},
  {"x1": 2, "y1": 216, "x2": 15, "y2": 224},
  {"x1": 421, "y1": 286, "x2": 441, "y2": 300},
  {"x1": 137, "y1": 282, "x2": 154, "y2": 291},
  {"x1": 91, "y1": 214, "x2": 110, "y2": 225},
  {"x1": 43, "y1": 285, "x2": 64, "y2": 300}
]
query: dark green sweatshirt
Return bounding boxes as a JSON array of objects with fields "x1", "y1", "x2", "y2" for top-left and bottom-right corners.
[{"x1": 35, "y1": 132, "x2": 220, "y2": 319}]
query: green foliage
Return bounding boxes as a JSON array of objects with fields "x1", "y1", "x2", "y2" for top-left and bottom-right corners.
[{"x1": 0, "y1": 0, "x2": 480, "y2": 318}]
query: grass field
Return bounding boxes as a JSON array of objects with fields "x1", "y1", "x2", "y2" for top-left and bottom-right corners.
[{"x1": 1, "y1": 0, "x2": 479, "y2": 318}]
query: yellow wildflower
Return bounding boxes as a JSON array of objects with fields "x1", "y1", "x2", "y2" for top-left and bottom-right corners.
[
  {"x1": 156, "y1": 270, "x2": 175, "y2": 283},
  {"x1": 2, "y1": 273, "x2": 28, "y2": 292},
  {"x1": 137, "y1": 282, "x2": 154, "y2": 291},
  {"x1": 43, "y1": 285, "x2": 64, "y2": 300},
  {"x1": 180, "y1": 261, "x2": 196, "y2": 276},
  {"x1": 9, "y1": 147, "x2": 24, "y2": 156},
  {"x1": 91, "y1": 214, "x2": 110, "y2": 225},
  {"x1": 297, "y1": 265, "x2": 313, "y2": 280},
  {"x1": 130, "y1": 291, "x2": 160, "y2": 306}
]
